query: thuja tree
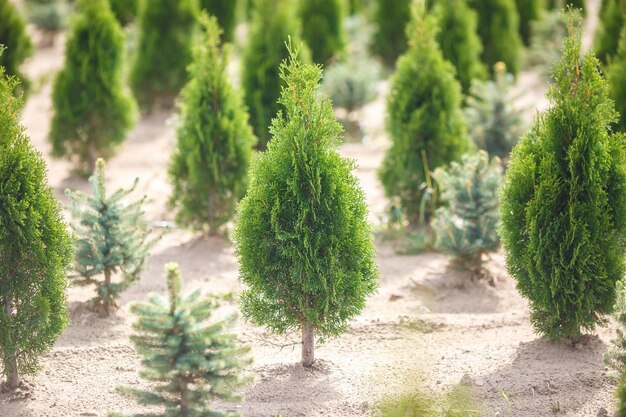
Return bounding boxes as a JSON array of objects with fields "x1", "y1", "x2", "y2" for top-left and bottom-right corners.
[
  {"x1": 432, "y1": 151, "x2": 502, "y2": 277},
  {"x1": 467, "y1": 0, "x2": 522, "y2": 76},
  {"x1": 24, "y1": 0, "x2": 69, "y2": 46},
  {"x1": 299, "y1": 0, "x2": 345, "y2": 64},
  {"x1": 619, "y1": 376, "x2": 626, "y2": 417},
  {"x1": 379, "y1": 2, "x2": 472, "y2": 227},
  {"x1": 169, "y1": 15, "x2": 255, "y2": 234},
  {"x1": 235, "y1": 46, "x2": 378, "y2": 368},
  {"x1": 0, "y1": 66, "x2": 72, "y2": 389},
  {"x1": 432, "y1": 0, "x2": 486, "y2": 93},
  {"x1": 465, "y1": 62, "x2": 525, "y2": 158},
  {"x1": 130, "y1": 0, "x2": 197, "y2": 111},
  {"x1": 110, "y1": 263, "x2": 251, "y2": 417},
  {"x1": 608, "y1": 26, "x2": 626, "y2": 132},
  {"x1": 109, "y1": 0, "x2": 139, "y2": 26},
  {"x1": 200, "y1": 0, "x2": 238, "y2": 41},
  {"x1": 499, "y1": 20, "x2": 626, "y2": 340},
  {"x1": 242, "y1": 0, "x2": 308, "y2": 149},
  {"x1": 371, "y1": 0, "x2": 410, "y2": 67},
  {"x1": 595, "y1": 0, "x2": 625, "y2": 65},
  {"x1": 0, "y1": 0, "x2": 33, "y2": 95},
  {"x1": 50, "y1": 0, "x2": 136, "y2": 176},
  {"x1": 604, "y1": 280, "x2": 626, "y2": 373},
  {"x1": 514, "y1": 0, "x2": 542, "y2": 46},
  {"x1": 66, "y1": 159, "x2": 157, "y2": 316}
]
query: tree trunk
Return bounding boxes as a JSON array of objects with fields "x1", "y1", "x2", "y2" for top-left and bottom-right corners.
[
  {"x1": 87, "y1": 141, "x2": 97, "y2": 175},
  {"x1": 4, "y1": 277, "x2": 20, "y2": 389},
  {"x1": 208, "y1": 187, "x2": 217, "y2": 236},
  {"x1": 103, "y1": 267, "x2": 112, "y2": 316},
  {"x1": 301, "y1": 322, "x2": 315, "y2": 368}
]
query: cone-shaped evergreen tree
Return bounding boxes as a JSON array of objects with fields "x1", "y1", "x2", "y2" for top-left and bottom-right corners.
[
  {"x1": 515, "y1": 0, "x2": 542, "y2": 46},
  {"x1": 200, "y1": 0, "x2": 238, "y2": 41},
  {"x1": 109, "y1": 263, "x2": 251, "y2": 417},
  {"x1": 499, "y1": 19, "x2": 626, "y2": 340},
  {"x1": 50, "y1": 0, "x2": 136, "y2": 176},
  {"x1": 66, "y1": 159, "x2": 157, "y2": 317},
  {"x1": 0, "y1": 64, "x2": 73, "y2": 389},
  {"x1": 169, "y1": 15, "x2": 256, "y2": 234},
  {"x1": 130, "y1": 0, "x2": 198, "y2": 111},
  {"x1": 379, "y1": 1, "x2": 472, "y2": 227},
  {"x1": 109, "y1": 0, "x2": 138, "y2": 26},
  {"x1": 242, "y1": 0, "x2": 308, "y2": 149},
  {"x1": 467, "y1": 0, "x2": 522, "y2": 76},
  {"x1": 299, "y1": 0, "x2": 345, "y2": 64},
  {"x1": 0, "y1": 0, "x2": 33, "y2": 95},
  {"x1": 24, "y1": 0, "x2": 69, "y2": 46},
  {"x1": 432, "y1": 151, "x2": 502, "y2": 277},
  {"x1": 465, "y1": 62, "x2": 526, "y2": 158},
  {"x1": 604, "y1": 280, "x2": 626, "y2": 373},
  {"x1": 432, "y1": 0, "x2": 486, "y2": 93},
  {"x1": 235, "y1": 44, "x2": 379, "y2": 368},
  {"x1": 608, "y1": 26, "x2": 626, "y2": 132},
  {"x1": 595, "y1": 0, "x2": 625, "y2": 65},
  {"x1": 619, "y1": 374, "x2": 626, "y2": 417},
  {"x1": 371, "y1": 0, "x2": 410, "y2": 67}
]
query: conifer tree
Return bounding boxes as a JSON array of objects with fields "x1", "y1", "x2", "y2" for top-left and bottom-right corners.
[
  {"x1": 169, "y1": 15, "x2": 255, "y2": 234},
  {"x1": 499, "y1": 19, "x2": 626, "y2": 340},
  {"x1": 371, "y1": 0, "x2": 410, "y2": 67},
  {"x1": 299, "y1": 0, "x2": 345, "y2": 64},
  {"x1": 619, "y1": 375, "x2": 626, "y2": 417},
  {"x1": 467, "y1": 0, "x2": 522, "y2": 76},
  {"x1": 465, "y1": 62, "x2": 525, "y2": 158},
  {"x1": 595, "y1": 0, "x2": 624, "y2": 65},
  {"x1": 608, "y1": 26, "x2": 626, "y2": 132},
  {"x1": 200, "y1": 0, "x2": 238, "y2": 41},
  {"x1": 604, "y1": 280, "x2": 626, "y2": 373},
  {"x1": 0, "y1": 0, "x2": 33, "y2": 95},
  {"x1": 0, "y1": 63, "x2": 73, "y2": 389},
  {"x1": 432, "y1": 0, "x2": 486, "y2": 93},
  {"x1": 235, "y1": 45, "x2": 378, "y2": 368},
  {"x1": 24, "y1": 0, "x2": 69, "y2": 46},
  {"x1": 514, "y1": 0, "x2": 542, "y2": 46},
  {"x1": 50, "y1": 0, "x2": 136, "y2": 175},
  {"x1": 66, "y1": 159, "x2": 157, "y2": 316},
  {"x1": 109, "y1": 263, "x2": 251, "y2": 417},
  {"x1": 432, "y1": 151, "x2": 502, "y2": 277},
  {"x1": 379, "y1": 2, "x2": 472, "y2": 227},
  {"x1": 109, "y1": 0, "x2": 139, "y2": 26},
  {"x1": 130, "y1": 0, "x2": 198, "y2": 111},
  {"x1": 242, "y1": 0, "x2": 308, "y2": 149}
]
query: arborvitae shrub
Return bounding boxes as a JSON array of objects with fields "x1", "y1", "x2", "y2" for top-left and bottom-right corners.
[
  {"x1": 66, "y1": 159, "x2": 157, "y2": 316},
  {"x1": 24, "y1": 0, "x2": 69, "y2": 45},
  {"x1": 465, "y1": 62, "x2": 525, "y2": 159},
  {"x1": 109, "y1": 0, "x2": 138, "y2": 26},
  {"x1": 299, "y1": 0, "x2": 345, "y2": 64},
  {"x1": 595, "y1": 0, "x2": 625, "y2": 65},
  {"x1": 608, "y1": 26, "x2": 626, "y2": 132},
  {"x1": 432, "y1": 151, "x2": 502, "y2": 277},
  {"x1": 467, "y1": 0, "x2": 522, "y2": 76},
  {"x1": 0, "y1": 64, "x2": 72, "y2": 389},
  {"x1": 619, "y1": 373, "x2": 626, "y2": 417},
  {"x1": 200, "y1": 0, "x2": 238, "y2": 41},
  {"x1": 379, "y1": 2, "x2": 472, "y2": 227},
  {"x1": 604, "y1": 280, "x2": 626, "y2": 373},
  {"x1": 0, "y1": 0, "x2": 33, "y2": 94},
  {"x1": 130, "y1": 0, "x2": 197, "y2": 111},
  {"x1": 371, "y1": 0, "x2": 410, "y2": 67},
  {"x1": 110, "y1": 263, "x2": 251, "y2": 417},
  {"x1": 235, "y1": 45, "x2": 378, "y2": 368},
  {"x1": 432, "y1": 0, "x2": 486, "y2": 93},
  {"x1": 169, "y1": 15, "x2": 255, "y2": 234},
  {"x1": 242, "y1": 0, "x2": 308, "y2": 149},
  {"x1": 499, "y1": 20, "x2": 626, "y2": 340},
  {"x1": 50, "y1": 0, "x2": 136, "y2": 175},
  {"x1": 514, "y1": 0, "x2": 542, "y2": 46}
]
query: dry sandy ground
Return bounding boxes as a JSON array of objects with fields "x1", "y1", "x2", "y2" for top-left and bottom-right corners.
[{"x1": 2, "y1": 1, "x2": 622, "y2": 416}]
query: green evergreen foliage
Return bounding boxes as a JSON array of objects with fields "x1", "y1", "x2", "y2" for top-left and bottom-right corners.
[
  {"x1": 371, "y1": 0, "x2": 410, "y2": 67},
  {"x1": 0, "y1": 0, "x2": 33, "y2": 94},
  {"x1": 467, "y1": 0, "x2": 522, "y2": 76},
  {"x1": 200, "y1": 0, "x2": 238, "y2": 41},
  {"x1": 242, "y1": 0, "x2": 308, "y2": 149},
  {"x1": 130, "y1": 0, "x2": 198, "y2": 111},
  {"x1": 0, "y1": 63, "x2": 73, "y2": 389},
  {"x1": 465, "y1": 62, "x2": 526, "y2": 158},
  {"x1": 24, "y1": 0, "x2": 69, "y2": 44},
  {"x1": 66, "y1": 159, "x2": 157, "y2": 316},
  {"x1": 432, "y1": 0, "x2": 486, "y2": 93},
  {"x1": 169, "y1": 15, "x2": 255, "y2": 234},
  {"x1": 110, "y1": 263, "x2": 251, "y2": 417},
  {"x1": 604, "y1": 280, "x2": 626, "y2": 373},
  {"x1": 499, "y1": 20, "x2": 626, "y2": 340},
  {"x1": 432, "y1": 151, "x2": 502, "y2": 277},
  {"x1": 50, "y1": 0, "x2": 136, "y2": 175},
  {"x1": 299, "y1": 0, "x2": 345, "y2": 64},
  {"x1": 379, "y1": 2, "x2": 472, "y2": 227},
  {"x1": 234, "y1": 45, "x2": 378, "y2": 367},
  {"x1": 595, "y1": 0, "x2": 625, "y2": 65},
  {"x1": 619, "y1": 373, "x2": 626, "y2": 417},
  {"x1": 109, "y1": 0, "x2": 139, "y2": 26},
  {"x1": 515, "y1": 0, "x2": 542, "y2": 45},
  {"x1": 608, "y1": 26, "x2": 626, "y2": 132}
]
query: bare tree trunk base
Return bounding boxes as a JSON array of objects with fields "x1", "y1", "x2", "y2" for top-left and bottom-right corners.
[{"x1": 301, "y1": 322, "x2": 315, "y2": 368}]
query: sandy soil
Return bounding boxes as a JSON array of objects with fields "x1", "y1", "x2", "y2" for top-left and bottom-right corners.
[{"x1": 2, "y1": 1, "x2": 622, "y2": 416}]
